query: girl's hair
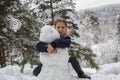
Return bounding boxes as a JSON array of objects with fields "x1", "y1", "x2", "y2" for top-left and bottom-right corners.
[{"x1": 54, "y1": 19, "x2": 67, "y2": 27}]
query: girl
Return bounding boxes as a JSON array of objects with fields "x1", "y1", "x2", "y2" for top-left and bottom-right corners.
[
  {"x1": 37, "y1": 19, "x2": 71, "y2": 80},
  {"x1": 33, "y1": 19, "x2": 91, "y2": 79}
]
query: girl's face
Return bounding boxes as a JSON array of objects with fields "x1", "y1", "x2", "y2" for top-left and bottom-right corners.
[{"x1": 54, "y1": 22, "x2": 67, "y2": 36}]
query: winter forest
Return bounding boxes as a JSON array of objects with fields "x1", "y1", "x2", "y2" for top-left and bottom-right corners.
[{"x1": 0, "y1": 0, "x2": 120, "y2": 80}]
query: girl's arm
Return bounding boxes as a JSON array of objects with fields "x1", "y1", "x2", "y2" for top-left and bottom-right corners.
[
  {"x1": 36, "y1": 36, "x2": 71, "y2": 52},
  {"x1": 36, "y1": 42, "x2": 48, "y2": 52},
  {"x1": 50, "y1": 36, "x2": 71, "y2": 48}
]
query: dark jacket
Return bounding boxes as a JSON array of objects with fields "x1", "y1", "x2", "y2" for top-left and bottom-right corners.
[{"x1": 36, "y1": 36, "x2": 71, "y2": 52}]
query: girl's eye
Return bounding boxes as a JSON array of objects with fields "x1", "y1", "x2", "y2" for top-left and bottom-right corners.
[
  {"x1": 57, "y1": 26, "x2": 65, "y2": 29},
  {"x1": 57, "y1": 26, "x2": 60, "y2": 29},
  {"x1": 61, "y1": 27, "x2": 65, "y2": 29}
]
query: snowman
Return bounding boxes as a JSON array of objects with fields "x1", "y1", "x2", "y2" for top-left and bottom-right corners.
[{"x1": 38, "y1": 25, "x2": 72, "y2": 80}]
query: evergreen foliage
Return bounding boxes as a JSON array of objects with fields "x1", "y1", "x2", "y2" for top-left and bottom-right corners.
[
  {"x1": 80, "y1": 10, "x2": 99, "y2": 27},
  {"x1": 0, "y1": 0, "x2": 41, "y2": 71},
  {"x1": 52, "y1": 1, "x2": 98, "y2": 69},
  {"x1": 0, "y1": 0, "x2": 20, "y2": 66}
]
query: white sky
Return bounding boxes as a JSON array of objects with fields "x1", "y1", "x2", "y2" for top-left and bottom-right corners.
[{"x1": 74, "y1": 0, "x2": 120, "y2": 10}]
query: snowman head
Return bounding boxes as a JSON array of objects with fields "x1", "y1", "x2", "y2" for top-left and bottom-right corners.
[{"x1": 39, "y1": 25, "x2": 60, "y2": 43}]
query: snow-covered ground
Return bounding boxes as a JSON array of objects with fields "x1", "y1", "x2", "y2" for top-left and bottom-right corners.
[{"x1": 0, "y1": 62, "x2": 120, "y2": 80}]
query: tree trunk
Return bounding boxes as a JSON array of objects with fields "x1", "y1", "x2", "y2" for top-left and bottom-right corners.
[
  {"x1": 0, "y1": 39, "x2": 6, "y2": 67},
  {"x1": 50, "y1": 0, "x2": 54, "y2": 25}
]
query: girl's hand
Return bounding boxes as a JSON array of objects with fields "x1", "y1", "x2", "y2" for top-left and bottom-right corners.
[
  {"x1": 46, "y1": 44, "x2": 54, "y2": 53},
  {"x1": 46, "y1": 44, "x2": 57, "y2": 54},
  {"x1": 51, "y1": 49, "x2": 57, "y2": 54}
]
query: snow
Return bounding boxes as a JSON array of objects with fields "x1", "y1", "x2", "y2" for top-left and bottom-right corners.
[
  {"x1": 74, "y1": 0, "x2": 120, "y2": 10},
  {"x1": 91, "y1": 39, "x2": 120, "y2": 64},
  {"x1": 20, "y1": 0, "x2": 30, "y2": 5},
  {"x1": 0, "y1": 62, "x2": 120, "y2": 80},
  {"x1": 6, "y1": 15, "x2": 22, "y2": 32}
]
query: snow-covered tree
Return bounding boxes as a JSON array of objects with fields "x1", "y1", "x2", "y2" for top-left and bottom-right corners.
[
  {"x1": 51, "y1": 1, "x2": 98, "y2": 69},
  {"x1": 80, "y1": 10, "x2": 99, "y2": 27},
  {"x1": 80, "y1": 10, "x2": 100, "y2": 46},
  {"x1": 0, "y1": 0, "x2": 40, "y2": 71},
  {"x1": 0, "y1": 0, "x2": 20, "y2": 67}
]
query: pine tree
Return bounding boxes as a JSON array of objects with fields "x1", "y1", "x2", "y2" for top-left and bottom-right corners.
[
  {"x1": 10, "y1": 0, "x2": 43, "y2": 72},
  {"x1": 0, "y1": 0, "x2": 20, "y2": 67},
  {"x1": 20, "y1": 0, "x2": 99, "y2": 70},
  {"x1": 51, "y1": 1, "x2": 99, "y2": 69},
  {"x1": 0, "y1": 0, "x2": 41, "y2": 72}
]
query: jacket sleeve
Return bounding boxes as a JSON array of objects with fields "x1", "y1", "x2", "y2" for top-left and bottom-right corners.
[
  {"x1": 36, "y1": 41, "x2": 48, "y2": 52},
  {"x1": 36, "y1": 36, "x2": 71, "y2": 52},
  {"x1": 51, "y1": 36, "x2": 71, "y2": 48}
]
